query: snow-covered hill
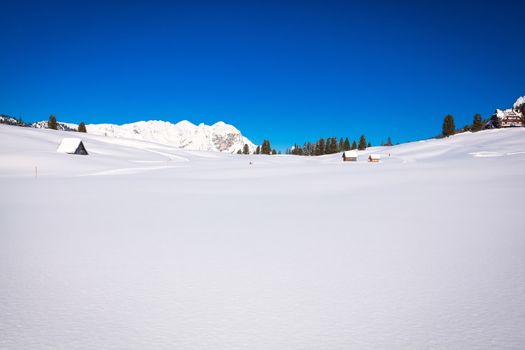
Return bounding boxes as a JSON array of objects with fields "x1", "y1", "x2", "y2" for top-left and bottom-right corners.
[
  {"x1": 32, "y1": 120, "x2": 78, "y2": 131},
  {"x1": 31, "y1": 119, "x2": 256, "y2": 153},
  {"x1": 1, "y1": 124, "x2": 524, "y2": 349}
]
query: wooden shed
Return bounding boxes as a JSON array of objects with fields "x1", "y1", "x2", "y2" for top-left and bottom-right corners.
[
  {"x1": 57, "y1": 138, "x2": 89, "y2": 155},
  {"x1": 368, "y1": 154, "x2": 380, "y2": 162},
  {"x1": 342, "y1": 150, "x2": 358, "y2": 161}
]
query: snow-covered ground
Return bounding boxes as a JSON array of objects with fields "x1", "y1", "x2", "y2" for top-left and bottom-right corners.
[{"x1": 1, "y1": 124, "x2": 524, "y2": 349}]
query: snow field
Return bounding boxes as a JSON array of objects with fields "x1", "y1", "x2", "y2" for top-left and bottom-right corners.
[{"x1": 1, "y1": 125, "x2": 524, "y2": 349}]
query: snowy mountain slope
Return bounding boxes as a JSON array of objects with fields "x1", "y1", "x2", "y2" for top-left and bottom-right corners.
[
  {"x1": 32, "y1": 120, "x2": 79, "y2": 131},
  {"x1": 513, "y1": 96, "x2": 525, "y2": 109},
  {"x1": 31, "y1": 119, "x2": 256, "y2": 153},
  {"x1": 1, "y1": 124, "x2": 525, "y2": 350}
]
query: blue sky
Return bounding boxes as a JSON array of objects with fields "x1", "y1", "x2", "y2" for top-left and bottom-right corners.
[{"x1": 1, "y1": 0, "x2": 523, "y2": 149}]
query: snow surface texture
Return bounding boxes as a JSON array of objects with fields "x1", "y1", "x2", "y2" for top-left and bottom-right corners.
[
  {"x1": 33, "y1": 119, "x2": 256, "y2": 154},
  {"x1": 1, "y1": 125, "x2": 525, "y2": 349}
]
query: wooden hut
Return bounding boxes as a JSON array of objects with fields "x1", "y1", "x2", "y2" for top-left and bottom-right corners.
[
  {"x1": 368, "y1": 154, "x2": 380, "y2": 162},
  {"x1": 57, "y1": 138, "x2": 89, "y2": 155},
  {"x1": 342, "y1": 150, "x2": 358, "y2": 161}
]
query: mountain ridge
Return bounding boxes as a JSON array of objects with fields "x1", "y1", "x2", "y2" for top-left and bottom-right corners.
[{"x1": 32, "y1": 119, "x2": 256, "y2": 153}]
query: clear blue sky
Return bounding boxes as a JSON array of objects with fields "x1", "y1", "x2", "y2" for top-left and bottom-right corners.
[{"x1": 1, "y1": 0, "x2": 523, "y2": 149}]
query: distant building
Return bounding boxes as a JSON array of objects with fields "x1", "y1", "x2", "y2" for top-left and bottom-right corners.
[
  {"x1": 57, "y1": 138, "x2": 89, "y2": 155},
  {"x1": 368, "y1": 154, "x2": 381, "y2": 162},
  {"x1": 486, "y1": 107, "x2": 524, "y2": 129},
  {"x1": 342, "y1": 150, "x2": 358, "y2": 161}
]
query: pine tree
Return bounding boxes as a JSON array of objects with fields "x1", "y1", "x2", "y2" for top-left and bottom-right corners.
[
  {"x1": 243, "y1": 144, "x2": 249, "y2": 154},
  {"x1": 304, "y1": 142, "x2": 313, "y2": 156},
  {"x1": 367, "y1": 142, "x2": 372, "y2": 148},
  {"x1": 78, "y1": 122, "x2": 87, "y2": 133},
  {"x1": 490, "y1": 114, "x2": 501, "y2": 129},
  {"x1": 237, "y1": 149, "x2": 242, "y2": 154},
  {"x1": 271, "y1": 149, "x2": 277, "y2": 155},
  {"x1": 48, "y1": 115, "x2": 58, "y2": 130},
  {"x1": 325, "y1": 137, "x2": 334, "y2": 154},
  {"x1": 442, "y1": 114, "x2": 456, "y2": 137},
  {"x1": 331, "y1": 137, "x2": 338, "y2": 153},
  {"x1": 255, "y1": 145, "x2": 261, "y2": 154},
  {"x1": 265, "y1": 140, "x2": 271, "y2": 154},
  {"x1": 358, "y1": 135, "x2": 367, "y2": 150},
  {"x1": 317, "y1": 138, "x2": 325, "y2": 155},
  {"x1": 385, "y1": 136, "x2": 392, "y2": 146},
  {"x1": 260, "y1": 140, "x2": 272, "y2": 154},
  {"x1": 343, "y1": 137, "x2": 351, "y2": 151},
  {"x1": 338, "y1": 138, "x2": 344, "y2": 152},
  {"x1": 351, "y1": 140, "x2": 357, "y2": 150},
  {"x1": 471, "y1": 113, "x2": 483, "y2": 132}
]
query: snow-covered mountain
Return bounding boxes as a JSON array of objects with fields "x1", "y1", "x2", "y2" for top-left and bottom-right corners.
[
  {"x1": 32, "y1": 119, "x2": 256, "y2": 153},
  {"x1": 513, "y1": 96, "x2": 525, "y2": 110},
  {"x1": 0, "y1": 115, "x2": 24, "y2": 126},
  {"x1": 32, "y1": 120, "x2": 78, "y2": 131}
]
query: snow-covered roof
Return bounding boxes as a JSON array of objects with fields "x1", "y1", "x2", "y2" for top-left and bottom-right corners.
[
  {"x1": 369, "y1": 154, "x2": 381, "y2": 160},
  {"x1": 495, "y1": 109, "x2": 521, "y2": 118},
  {"x1": 57, "y1": 138, "x2": 84, "y2": 153},
  {"x1": 343, "y1": 150, "x2": 358, "y2": 157}
]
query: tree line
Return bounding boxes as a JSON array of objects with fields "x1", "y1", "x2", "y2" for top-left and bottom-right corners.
[
  {"x1": 237, "y1": 139, "x2": 278, "y2": 155},
  {"x1": 440, "y1": 113, "x2": 486, "y2": 138},
  {"x1": 285, "y1": 135, "x2": 392, "y2": 156}
]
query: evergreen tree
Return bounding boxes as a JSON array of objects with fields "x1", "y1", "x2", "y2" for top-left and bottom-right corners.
[
  {"x1": 442, "y1": 114, "x2": 456, "y2": 137},
  {"x1": 48, "y1": 115, "x2": 58, "y2": 130},
  {"x1": 471, "y1": 113, "x2": 483, "y2": 132},
  {"x1": 304, "y1": 142, "x2": 313, "y2": 156},
  {"x1": 490, "y1": 114, "x2": 501, "y2": 129},
  {"x1": 343, "y1": 137, "x2": 351, "y2": 151},
  {"x1": 237, "y1": 149, "x2": 242, "y2": 154},
  {"x1": 338, "y1": 138, "x2": 344, "y2": 152},
  {"x1": 367, "y1": 142, "x2": 372, "y2": 148},
  {"x1": 385, "y1": 136, "x2": 393, "y2": 146},
  {"x1": 78, "y1": 122, "x2": 87, "y2": 133},
  {"x1": 271, "y1": 149, "x2": 277, "y2": 155},
  {"x1": 317, "y1": 138, "x2": 325, "y2": 155},
  {"x1": 331, "y1": 137, "x2": 338, "y2": 153},
  {"x1": 260, "y1": 140, "x2": 271, "y2": 154},
  {"x1": 351, "y1": 140, "x2": 357, "y2": 150},
  {"x1": 255, "y1": 145, "x2": 261, "y2": 154},
  {"x1": 325, "y1": 137, "x2": 336, "y2": 154},
  {"x1": 358, "y1": 135, "x2": 367, "y2": 150},
  {"x1": 243, "y1": 144, "x2": 249, "y2": 154}
]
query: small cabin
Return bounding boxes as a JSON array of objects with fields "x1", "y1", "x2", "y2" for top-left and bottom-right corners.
[
  {"x1": 342, "y1": 150, "x2": 358, "y2": 161},
  {"x1": 57, "y1": 138, "x2": 89, "y2": 155},
  {"x1": 368, "y1": 154, "x2": 380, "y2": 162}
]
